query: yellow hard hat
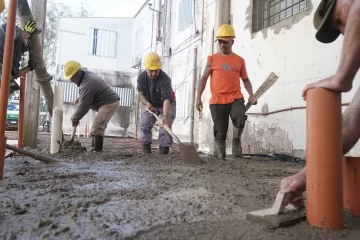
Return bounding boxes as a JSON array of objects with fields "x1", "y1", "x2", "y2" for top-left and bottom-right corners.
[
  {"x1": 216, "y1": 24, "x2": 235, "y2": 41},
  {"x1": 64, "y1": 60, "x2": 81, "y2": 80},
  {"x1": 0, "y1": 0, "x2": 5, "y2": 14},
  {"x1": 144, "y1": 52, "x2": 162, "y2": 70}
]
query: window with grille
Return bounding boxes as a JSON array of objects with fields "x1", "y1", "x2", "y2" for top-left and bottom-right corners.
[
  {"x1": 252, "y1": 0, "x2": 309, "y2": 33},
  {"x1": 178, "y1": 0, "x2": 193, "y2": 32},
  {"x1": 88, "y1": 28, "x2": 117, "y2": 58}
]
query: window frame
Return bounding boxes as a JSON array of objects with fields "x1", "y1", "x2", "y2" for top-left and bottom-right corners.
[{"x1": 252, "y1": 0, "x2": 309, "y2": 33}]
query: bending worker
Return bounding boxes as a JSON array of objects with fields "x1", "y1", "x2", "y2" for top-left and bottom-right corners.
[
  {"x1": 0, "y1": 20, "x2": 40, "y2": 93},
  {"x1": 196, "y1": 24, "x2": 256, "y2": 160},
  {"x1": 280, "y1": 0, "x2": 360, "y2": 205},
  {"x1": 137, "y1": 52, "x2": 176, "y2": 154},
  {"x1": 64, "y1": 60, "x2": 120, "y2": 152}
]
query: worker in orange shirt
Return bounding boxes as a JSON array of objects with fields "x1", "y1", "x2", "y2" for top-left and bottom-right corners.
[{"x1": 196, "y1": 24, "x2": 256, "y2": 160}]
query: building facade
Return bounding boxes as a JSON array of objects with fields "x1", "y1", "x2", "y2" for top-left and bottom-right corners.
[{"x1": 56, "y1": 0, "x2": 360, "y2": 157}]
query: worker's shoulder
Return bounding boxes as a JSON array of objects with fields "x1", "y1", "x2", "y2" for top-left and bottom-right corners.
[
  {"x1": 207, "y1": 53, "x2": 220, "y2": 59},
  {"x1": 232, "y1": 53, "x2": 246, "y2": 62},
  {"x1": 158, "y1": 70, "x2": 171, "y2": 82}
]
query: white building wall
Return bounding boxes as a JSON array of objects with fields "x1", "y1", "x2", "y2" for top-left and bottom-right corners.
[
  {"x1": 163, "y1": 0, "x2": 203, "y2": 141},
  {"x1": 56, "y1": 17, "x2": 134, "y2": 73},
  {"x1": 196, "y1": 0, "x2": 360, "y2": 157}
]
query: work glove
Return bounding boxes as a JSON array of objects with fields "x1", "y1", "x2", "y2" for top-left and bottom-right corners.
[{"x1": 21, "y1": 20, "x2": 41, "y2": 35}]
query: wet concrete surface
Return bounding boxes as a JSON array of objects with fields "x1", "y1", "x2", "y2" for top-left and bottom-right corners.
[{"x1": 0, "y1": 132, "x2": 359, "y2": 239}]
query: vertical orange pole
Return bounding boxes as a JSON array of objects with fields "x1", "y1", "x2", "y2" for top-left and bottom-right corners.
[
  {"x1": 343, "y1": 156, "x2": 360, "y2": 217},
  {"x1": 306, "y1": 88, "x2": 343, "y2": 229},
  {"x1": 18, "y1": 73, "x2": 25, "y2": 149},
  {"x1": 0, "y1": 0, "x2": 17, "y2": 179}
]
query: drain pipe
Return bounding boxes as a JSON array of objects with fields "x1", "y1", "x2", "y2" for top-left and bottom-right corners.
[
  {"x1": 190, "y1": 47, "x2": 197, "y2": 144},
  {"x1": 50, "y1": 85, "x2": 63, "y2": 154},
  {"x1": 0, "y1": 0, "x2": 17, "y2": 179}
]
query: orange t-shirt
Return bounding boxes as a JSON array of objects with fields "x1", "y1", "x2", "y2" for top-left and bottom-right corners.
[{"x1": 208, "y1": 53, "x2": 248, "y2": 104}]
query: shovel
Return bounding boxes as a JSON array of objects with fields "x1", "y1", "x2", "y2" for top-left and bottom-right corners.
[{"x1": 146, "y1": 108, "x2": 201, "y2": 165}]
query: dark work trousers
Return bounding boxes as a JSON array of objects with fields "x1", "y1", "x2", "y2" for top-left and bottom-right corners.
[{"x1": 209, "y1": 98, "x2": 247, "y2": 141}]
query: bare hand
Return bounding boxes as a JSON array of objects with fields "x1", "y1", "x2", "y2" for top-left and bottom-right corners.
[
  {"x1": 196, "y1": 99, "x2": 203, "y2": 112},
  {"x1": 19, "y1": 66, "x2": 30, "y2": 75},
  {"x1": 146, "y1": 102, "x2": 155, "y2": 112},
  {"x1": 280, "y1": 171, "x2": 306, "y2": 207},
  {"x1": 248, "y1": 95, "x2": 257, "y2": 105},
  {"x1": 302, "y1": 76, "x2": 351, "y2": 101},
  {"x1": 74, "y1": 98, "x2": 79, "y2": 105},
  {"x1": 161, "y1": 115, "x2": 168, "y2": 126}
]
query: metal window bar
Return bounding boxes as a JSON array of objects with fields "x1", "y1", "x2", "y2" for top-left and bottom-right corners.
[
  {"x1": 253, "y1": 0, "x2": 308, "y2": 32},
  {"x1": 55, "y1": 81, "x2": 134, "y2": 107}
]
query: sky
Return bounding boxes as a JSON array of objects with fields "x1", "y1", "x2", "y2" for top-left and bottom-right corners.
[
  {"x1": 6, "y1": 0, "x2": 148, "y2": 18},
  {"x1": 55, "y1": 0, "x2": 147, "y2": 17}
]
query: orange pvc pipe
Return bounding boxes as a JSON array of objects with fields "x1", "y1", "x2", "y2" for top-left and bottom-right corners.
[
  {"x1": 0, "y1": 0, "x2": 17, "y2": 179},
  {"x1": 343, "y1": 157, "x2": 360, "y2": 217},
  {"x1": 306, "y1": 88, "x2": 343, "y2": 229},
  {"x1": 18, "y1": 74, "x2": 25, "y2": 149}
]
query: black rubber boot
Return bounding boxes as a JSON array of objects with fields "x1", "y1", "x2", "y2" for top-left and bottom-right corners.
[
  {"x1": 94, "y1": 136, "x2": 104, "y2": 152},
  {"x1": 142, "y1": 144, "x2": 151, "y2": 154},
  {"x1": 232, "y1": 139, "x2": 242, "y2": 158},
  {"x1": 232, "y1": 126, "x2": 244, "y2": 158},
  {"x1": 215, "y1": 140, "x2": 226, "y2": 160},
  {"x1": 159, "y1": 146, "x2": 169, "y2": 154}
]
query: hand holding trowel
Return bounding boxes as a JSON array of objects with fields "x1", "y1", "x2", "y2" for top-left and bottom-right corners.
[{"x1": 245, "y1": 72, "x2": 279, "y2": 112}]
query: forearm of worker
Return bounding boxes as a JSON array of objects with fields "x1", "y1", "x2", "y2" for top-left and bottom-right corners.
[
  {"x1": 334, "y1": 0, "x2": 360, "y2": 89},
  {"x1": 138, "y1": 92, "x2": 150, "y2": 105},
  {"x1": 162, "y1": 99, "x2": 170, "y2": 116},
  {"x1": 243, "y1": 79, "x2": 254, "y2": 96},
  {"x1": 197, "y1": 61, "x2": 211, "y2": 100},
  {"x1": 71, "y1": 89, "x2": 94, "y2": 123}
]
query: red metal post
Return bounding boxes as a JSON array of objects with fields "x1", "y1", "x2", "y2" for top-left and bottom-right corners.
[
  {"x1": 0, "y1": 0, "x2": 17, "y2": 179},
  {"x1": 306, "y1": 88, "x2": 343, "y2": 229},
  {"x1": 343, "y1": 156, "x2": 360, "y2": 217},
  {"x1": 18, "y1": 73, "x2": 25, "y2": 149}
]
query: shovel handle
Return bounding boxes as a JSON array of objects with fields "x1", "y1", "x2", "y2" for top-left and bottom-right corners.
[{"x1": 146, "y1": 108, "x2": 182, "y2": 144}]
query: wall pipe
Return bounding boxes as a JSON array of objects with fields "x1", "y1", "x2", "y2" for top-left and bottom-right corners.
[
  {"x1": 190, "y1": 47, "x2": 197, "y2": 144},
  {"x1": 247, "y1": 103, "x2": 350, "y2": 116},
  {"x1": 0, "y1": 0, "x2": 17, "y2": 179},
  {"x1": 343, "y1": 156, "x2": 360, "y2": 217},
  {"x1": 306, "y1": 88, "x2": 343, "y2": 229}
]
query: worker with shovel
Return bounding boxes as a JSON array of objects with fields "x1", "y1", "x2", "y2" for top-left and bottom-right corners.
[
  {"x1": 63, "y1": 60, "x2": 120, "y2": 152},
  {"x1": 0, "y1": 19, "x2": 40, "y2": 94},
  {"x1": 281, "y1": 0, "x2": 360, "y2": 206},
  {"x1": 196, "y1": 24, "x2": 257, "y2": 161},
  {"x1": 137, "y1": 52, "x2": 176, "y2": 154}
]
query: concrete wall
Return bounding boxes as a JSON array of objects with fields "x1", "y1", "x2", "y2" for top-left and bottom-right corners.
[{"x1": 194, "y1": 0, "x2": 360, "y2": 157}]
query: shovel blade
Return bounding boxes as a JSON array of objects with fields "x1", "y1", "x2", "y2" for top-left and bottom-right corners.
[{"x1": 178, "y1": 143, "x2": 202, "y2": 165}]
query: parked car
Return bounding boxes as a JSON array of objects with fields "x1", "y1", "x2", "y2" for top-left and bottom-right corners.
[{"x1": 6, "y1": 101, "x2": 19, "y2": 131}]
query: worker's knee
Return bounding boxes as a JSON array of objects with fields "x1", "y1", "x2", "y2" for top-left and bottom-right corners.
[{"x1": 233, "y1": 116, "x2": 246, "y2": 130}]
